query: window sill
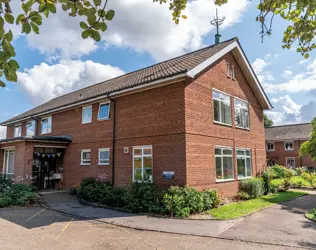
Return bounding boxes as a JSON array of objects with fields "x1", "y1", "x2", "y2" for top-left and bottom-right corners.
[
  {"x1": 267, "y1": 150, "x2": 275, "y2": 152},
  {"x1": 235, "y1": 126, "x2": 250, "y2": 131},
  {"x1": 97, "y1": 118, "x2": 110, "y2": 121},
  {"x1": 82, "y1": 122, "x2": 92, "y2": 125},
  {"x1": 238, "y1": 176, "x2": 252, "y2": 180},
  {"x1": 98, "y1": 163, "x2": 110, "y2": 166},
  {"x1": 214, "y1": 121, "x2": 232, "y2": 127},
  {"x1": 285, "y1": 149, "x2": 294, "y2": 151},
  {"x1": 40, "y1": 132, "x2": 51, "y2": 135},
  {"x1": 80, "y1": 163, "x2": 91, "y2": 166},
  {"x1": 216, "y1": 178, "x2": 235, "y2": 183}
]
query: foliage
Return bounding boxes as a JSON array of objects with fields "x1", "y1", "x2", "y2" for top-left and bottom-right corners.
[
  {"x1": 271, "y1": 176, "x2": 311, "y2": 188},
  {"x1": 239, "y1": 178, "x2": 264, "y2": 199},
  {"x1": 264, "y1": 114, "x2": 273, "y2": 127},
  {"x1": 207, "y1": 191, "x2": 306, "y2": 219},
  {"x1": 300, "y1": 118, "x2": 316, "y2": 161},
  {"x1": 295, "y1": 167, "x2": 308, "y2": 175},
  {"x1": 306, "y1": 208, "x2": 316, "y2": 221},
  {"x1": 237, "y1": 191, "x2": 251, "y2": 200},
  {"x1": 261, "y1": 169, "x2": 273, "y2": 195},
  {"x1": 0, "y1": 176, "x2": 12, "y2": 193},
  {"x1": 301, "y1": 171, "x2": 316, "y2": 189},
  {"x1": 291, "y1": 180, "x2": 303, "y2": 189}
]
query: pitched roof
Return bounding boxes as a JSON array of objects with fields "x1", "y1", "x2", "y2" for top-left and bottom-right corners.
[
  {"x1": 1, "y1": 37, "x2": 271, "y2": 125},
  {"x1": 265, "y1": 123, "x2": 312, "y2": 141}
]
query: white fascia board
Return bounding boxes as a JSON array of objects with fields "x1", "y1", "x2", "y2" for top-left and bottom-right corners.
[{"x1": 187, "y1": 41, "x2": 272, "y2": 110}]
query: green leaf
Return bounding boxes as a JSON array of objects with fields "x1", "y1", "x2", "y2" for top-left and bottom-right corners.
[
  {"x1": 31, "y1": 22, "x2": 40, "y2": 34},
  {"x1": 0, "y1": 16, "x2": 4, "y2": 28},
  {"x1": 15, "y1": 14, "x2": 25, "y2": 25},
  {"x1": 90, "y1": 29, "x2": 101, "y2": 42},
  {"x1": 30, "y1": 15, "x2": 42, "y2": 25},
  {"x1": 105, "y1": 10, "x2": 115, "y2": 20},
  {"x1": 80, "y1": 21, "x2": 89, "y2": 29},
  {"x1": 81, "y1": 29, "x2": 90, "y2": 39},
  {"x1": 94, "y1": 22, "x2": 107, "y2": 31},
  {"x1": 4, "y1": 30, "x2": 13, "y2": 42},
  {"x1": 304, "y1": 53, "x2": 309, "y2": 59},
  {"x1": 22, "y1": 22, "x2": 32, "y2": 34},
  {"x1": 93, "y1": 0, "x2": 102, "y2": 6},
  {"x1": 4, "y1": 14, "x2": 14, "y2": 24},
  {"x1": 8, "y1": 59, "x2": 19, "y2": 70},
  {"x1": 2, "y1": 39, "x2": 15, "y2": 57},
  {"x1": 4, "y1": 69, "x2": 17, "y2": 82},
  {"x1": 22, "y1": 0, "x2": 34, "y2": 13},
  {"x1": 87, "y1": 13, "x2": 97, "y2": 25},
  {"x1": 0, "y1": 80, "x2": 5, "y2": 87},
  {"x1": 47, "y1": 3, "x2": 57, "y2": 13}
]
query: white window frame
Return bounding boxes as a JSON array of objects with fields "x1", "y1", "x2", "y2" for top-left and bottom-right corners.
[
  {"x1": 132, "y1": 145, "x2": 153, "y2": 182},
  {"x1": 284, "y1": 141, "x2": 294, "y2": 151},
  {"x1": 215, "y1": 146, "x2": 234, "y2": 182},
  {"x1": 97, "y1": 102, "x2": 110, "y2": 121},
  {"x1": 286, "y1": 157, "x2": 295, "y2": 168},
  {"x1": 13, "y1": 124, "x2": 21, "y2": 137},
  {"x1": 236, "y1": 148, "x2": 252, "y2": 179},
  {"x1": 26, "y1": 120, "x2": 36, "y2": 137},
  {"x1": 2, "y1": 149, "x2": 15, "y2": 179},
  {"x1": 226, "y1": 62, "x2": 231, "y2": 77},
  {"x1": 82, "y1": 105, "x2": 92, "y2": 124},
  {"x1": 231, "y1": 65, "x2": 235, "y2": 80},
  {"x1": 234, "y1": 97, "x2": 250, "y2": 130},
  {"x1": 41, "y1": 116, "x2": 52, "y2": 135},
  {"x1": 81, "y1": 149, "x2": 91, "y2": 165},
  {"x1": 213, "y1": 89, "x2": 232, "y2": 126},
  {"x1": 98, "y1": 148, "x2": 110, "y2": 165},
  {"x1": 266, "y1": 142, "x2": 275, "y2": 152}
]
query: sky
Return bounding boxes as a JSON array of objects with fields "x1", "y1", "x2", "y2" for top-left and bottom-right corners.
[{"x1": 1, "y1": 0, "x2": 316, "y2": 139}]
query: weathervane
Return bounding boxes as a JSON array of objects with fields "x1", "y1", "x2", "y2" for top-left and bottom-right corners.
[{"x1": 210, "y1": 9, "x2": 225, "y2": 44}]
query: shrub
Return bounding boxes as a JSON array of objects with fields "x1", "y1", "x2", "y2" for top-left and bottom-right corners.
[
  {"x1": 238, "y1": 191, "x2": 251, "y2": 200},
  {"x1": 80, "y1": 177, "x2": 98, "y2": 187},
  {"x1": 261, "y1": 170, "x2": 273, "y2": 195},
  {"x1": 0, "y1": 196, "x2": 12, "y2": 208},
  {"x1": 271, "y1": 165, "x2": 286, "y2": 179},
  {"x1": 295, "y1": 167, "x2": 307, "y2": 176},
  {"x1": 239, "y1": 178, "x2": 264, "y2": 199},
  {"x1": 202, "y1": 189, "x2": 220, "y2": 210},
  {"x1": 301, "y1": 172, "x2": 316, "y2": 189},
  {"x1": 0, "y1": 176, "x2": 12, "y2": 193},
  {"x1": 292, "y1": 180, "x2": 303, "y2": 188}
]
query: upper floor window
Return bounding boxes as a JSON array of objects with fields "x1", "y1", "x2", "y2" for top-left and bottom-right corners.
[
  {"x1": 213, "y1": 90, "x2": 232, "y2": 125},
  {"x1": 82, "y1": 105, "x2": 92, "y2": 124},
  {"x1": 215, "y1": 146, "x2": 234, "y2": 181},
  {"x1": 234, "y1": 98, "x2": 249, "y2": 129},
  {"x1": 14, "y1": 125, "x2": 21, "y2": 137},
  {"x1": 226, "y1": 62, "x2": 231, "y2": 77},
  {"x1": 26, "y1": 120, "x2": 36, "y2": 137},
  {"x1": 237, "y1": 149, "x2": 252, "y2": 179},
  {"x1": 98, "y1": 148, "x2": 110, "y2": 165},
  {"x1": 284, "y1": 141, "x2": 294, "y2": 151},
  {"x1": 266, "y1": 142, "x2": 275, "y2": 152},
  {"x1": 98, "y1": 102, "x2": 110, "y2": 120},
  {"x1": 41, "y1": 116, "x2": 52, "y2": 134}
]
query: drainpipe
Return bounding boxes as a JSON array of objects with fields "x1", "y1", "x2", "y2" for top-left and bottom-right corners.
[
  {"x1": 299, "y1": 139, "x2": 302, "y2": 167},
  {"x1": 107, "y1": 94, "x2": 116, "y2": 186}
]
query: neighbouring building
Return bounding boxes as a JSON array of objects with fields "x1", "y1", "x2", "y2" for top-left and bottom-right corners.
[
  {"x1": 0, "y1": 37, "x2": 272, "y2": 198},
  {"x1": 265, "y1": 123, "x2": 316, "y2": 168}
]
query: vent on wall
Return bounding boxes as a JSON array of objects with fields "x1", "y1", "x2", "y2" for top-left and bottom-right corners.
[{"x1": 124, "y1": 147, "x2": 129, "y2": 154}]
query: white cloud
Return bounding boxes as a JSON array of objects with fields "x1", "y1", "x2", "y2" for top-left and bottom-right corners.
[
  {"x1": 282, "y1": 70, "x2": 292, "y2": 78},
  {"x1": 0, "y1": 126, "x2": 6, "y2": 139},
  {"x1": 19, "y1": 0, "x2": 249, "y2": 61},
  {"x1": 264, "y1": 58, "x2": 316, "y2": 94},
  {"x1": 297, "y1": 58, "x2": 310, "y2": 65},
  {"x1": 252, "y1": 53, "x2": 277, "y2": 83},
  {"x1": 265, "y1": 95, "x2": 316, "y2": 125},
  {"x1": 17, "y1": 60, "x2": 125, "y2": 105}
]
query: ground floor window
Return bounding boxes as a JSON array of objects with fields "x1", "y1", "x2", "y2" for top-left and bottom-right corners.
[
  {"x1": 81, "y1": 149, "x2": 91, "y2": 165},
  {"x1": 215, "y1": 146, "x2": 234, "y2": 181},
  {"x1": 133, "y1": 146, "x2": 153, "y2": 182},
  {"x1": 3, "y1": 150, "x2": 15, "y2": 180},
  {"x1": 98, "y1": 148, "x2": 110, "y2": 165},
  {"x1": 286, "y1": 157, "x2": 295, "y2": 168},
  {"x1": 237, "y1": 149, "x2": 252, "y2": 179}
]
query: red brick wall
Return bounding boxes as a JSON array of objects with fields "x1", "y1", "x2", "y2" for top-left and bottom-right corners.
[
  {"x1": 184, "y1": 52, "x2": 266, "y2": 198},
  {"x1": 266, "y1": 140, "x2": 316, "y2": 168}
]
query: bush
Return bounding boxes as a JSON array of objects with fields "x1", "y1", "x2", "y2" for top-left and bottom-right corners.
[
  {"x1": 239, "y1": 178, "x2": 264, "y2": 199},
  {"x1": 0, "y1": 176, "x2": 12, "y2": 193},
  {"x1": 295, "y1": 167, "x2": 307, "y2": 176},
  {"x1": 238, "y1": 191, "x2": 251, "y2": 200},
  {"x1": 292, "y1": 180, "x2": 303, "y2": 188},
  {"x1": 301, "y1": 172, "x2": 316, "y2": 189},
  {"x1": 202, "y1": 189, "x2": 220, "y2": 210},
  {"x1": 0, "y1": 196, "x2": 12, "y2": 208},
  {"x1": 271, "y1": 165, "x2": 285, "y2": 179},
  {"x1": 261, "y1": 170, "x2": 273, "y2": 195}
]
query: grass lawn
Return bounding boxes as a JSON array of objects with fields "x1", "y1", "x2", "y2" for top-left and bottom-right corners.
[
  {"x1": 207, "y1": 191, "x2": 307, "y2": 220},
  {"x1": 271, "y1": 176, "x2": 311, "y2": 187},
  {"x1": 306, "y1": 209, "x2": 316, "y2": 221}
]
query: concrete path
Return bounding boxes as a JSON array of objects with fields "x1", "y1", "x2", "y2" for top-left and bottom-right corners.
[
  {"x1": 42, "y1": 191, "x2": 316, "y2": 248},
  {"x1": 42, "y1": 192, "x2": 242, "y2": 237}
]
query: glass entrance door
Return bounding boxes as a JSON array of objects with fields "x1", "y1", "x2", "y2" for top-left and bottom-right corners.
[{"x1": 3, "y1": 150, "x2": 15, "y2": 180}]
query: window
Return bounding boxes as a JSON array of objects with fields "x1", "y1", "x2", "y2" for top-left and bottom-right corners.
[
  {"x1": 14, "y1": 125, "x2": 21, "y2": 137},
  {"x1": 213, "y1": 90, "x2": 232, "y2": 125},
  {"x1": 226, "y1": 62, "x2": 231, "y2": 77},
  {"x1": 286, "y1": 157, "x2": 295, "y2": 168},
  {"x1": 215, "y1": 147, "x2": 234, "y2": 181},
  {"x1": 133, "y1": 146, "x2": 153, "y2": 182},
  {"x1": 266, "y1": 142, "x2": 275, "y2": 152},
  {"x1": 98, "y1": 102, "x2": 110, "y2": 120},
  {"x1": 82, "y1": 105, "x2": 92, "y2": 124},
  {"x1": 81, "y1": 149, "x2": 91, "y2": 165},
  {"x1": 41, "y1": 117, "x2": 52, "y2": 134},
  {"x1": 237, "y1": 149, "x2": 252, "y2": 179},
  {"x1": 284, "y1": 141, "x2": 294, "y2": 151},
  {"x1": 98, "y1": 148, "x2": 110, "y2": 165},
  {"x1": 234, "y1": 98, "x2": 249, "y2": 129},
  {"x1": 231, "y1": 65, "x2": 235, "y2": 80},
  {"x1": 26, "y1": 120, "x2": 36, "y2": 137},
  {"x1": 3, "y1": 150, "x2": 15, "y2": 180}
]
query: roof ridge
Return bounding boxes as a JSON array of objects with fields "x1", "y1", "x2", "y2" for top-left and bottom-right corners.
[
  {"x1": 266, "y1": 122, "x2": 311, "y2": 128},
  {"x1": 48, "y1": 37, "x2": 238, "y2": 102}
]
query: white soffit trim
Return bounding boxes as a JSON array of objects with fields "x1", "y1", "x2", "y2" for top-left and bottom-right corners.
[{"x1": 187, "y1": 41, "x2": 272, "y2": 110}]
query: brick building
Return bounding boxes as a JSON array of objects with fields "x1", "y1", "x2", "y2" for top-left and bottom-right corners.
[
  {"x1": 0, "y1": 38, "x2": 272, "y2": 197},
  {"x1": 265, "y1": 123, "x2": 316, "y2": 168}
]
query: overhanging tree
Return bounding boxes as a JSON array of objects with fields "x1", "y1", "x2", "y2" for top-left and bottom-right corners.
[
  {"x1": 300, "y1": 117, "x2": 316, "y2": 160},
  {"x1": 0, "y1": 0, "x2": 315, "y2": 87},
  {"x1": 264, "y1": 114, "x2": 273, "y2": 127}
]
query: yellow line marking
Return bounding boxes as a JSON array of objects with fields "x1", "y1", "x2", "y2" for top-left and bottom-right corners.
[
  {"x1": 24, "y1": 209, "x2": 45, "y2": 223},
  {"x1": 55, "y1": 218, "x2": 73, "y2": 239}
]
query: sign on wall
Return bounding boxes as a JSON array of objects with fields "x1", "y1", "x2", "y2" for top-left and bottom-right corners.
[{"x1": 162, "y1": 171, "x2": 175, "y2": 180}]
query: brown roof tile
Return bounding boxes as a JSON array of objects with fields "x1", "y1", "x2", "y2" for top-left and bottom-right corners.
[
  {"x1": 2, "y1": 38, "x2": 237, "y2": 125},
  {"x1": 265, "y1": 123, "x2": 312, "y2": 141}
]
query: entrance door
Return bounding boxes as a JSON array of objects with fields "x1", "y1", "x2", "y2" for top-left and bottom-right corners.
[{"x1": 3, "y1": 150, "x2": 15, "y2": 180}]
